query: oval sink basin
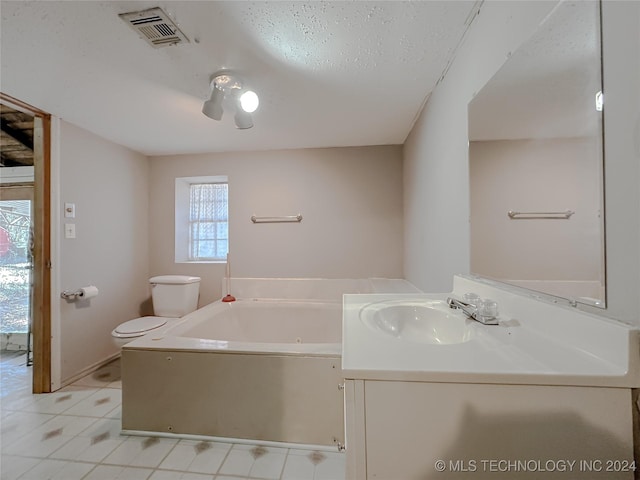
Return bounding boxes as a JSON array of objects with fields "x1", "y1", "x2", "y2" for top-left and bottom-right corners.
[{"x1": 359, "y1": 300, "x2": 474, "y2": 345}]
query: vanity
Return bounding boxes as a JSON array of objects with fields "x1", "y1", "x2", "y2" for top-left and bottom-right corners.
[
  {"x1": 342, "y1": 275, "x2": 640, "y2": 479},
  {"x1": 340, "y1": 0, "x2": 640, "y2": 477}
]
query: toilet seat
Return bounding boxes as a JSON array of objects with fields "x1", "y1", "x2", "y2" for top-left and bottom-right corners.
[{"x1": 112, "y1": 316, "x2": 169, "y2": 339}]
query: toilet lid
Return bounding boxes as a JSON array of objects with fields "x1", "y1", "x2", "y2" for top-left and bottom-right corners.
[{"x1": 115, "y1": 316, "x2": 167, "y2": 335}]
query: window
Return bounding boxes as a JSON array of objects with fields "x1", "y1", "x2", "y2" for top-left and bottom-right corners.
[
  {"x1": 175, "y1": 176, "x2": 228, "y2": 263},
  {"x1": 189, "y1": 183, "x2": 228, "y2": 261}
]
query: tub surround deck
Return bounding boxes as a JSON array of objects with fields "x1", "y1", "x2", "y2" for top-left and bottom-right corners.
[
  {"x1": 225, "y1": 277, "x2": 420, "y2": 301},
  {"x1": 122, "y1": 349, "x2": 344, "y2": 447},
  {"x1": 122, "y1": 297, "x2": 345, "y2": 447},
  {"x1": 122, "y1": 278, "x2": 418, "y2": 448},
  {"x1": 127, "y1": 299, "x2": 342, "y2": 357},
  {"x1": 126, "y1": 277, "x2": 419, "y2": 357}
]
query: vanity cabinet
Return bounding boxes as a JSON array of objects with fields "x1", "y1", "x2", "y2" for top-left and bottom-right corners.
[
  {"x1": 345, "y1": 379, "x2": 634, "y2": 480},
  {"x1": 341, "y1": 282, "x2": 640, "y2": 480}
]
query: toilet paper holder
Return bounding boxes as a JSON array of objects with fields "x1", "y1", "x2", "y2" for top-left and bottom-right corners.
[
  {"x1": 60, "y1": 290, "x2": 84, "y2": 300},
  {"x1": 60, "y1": 286, "x2": 99, "y2": 301}
]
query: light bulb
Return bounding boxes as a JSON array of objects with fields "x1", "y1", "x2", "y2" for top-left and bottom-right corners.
[{"x1": 239, "y1": 90, "x2": 259, "y2": 113}]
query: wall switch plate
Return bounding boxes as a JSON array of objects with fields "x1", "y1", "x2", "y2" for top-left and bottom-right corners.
[
  {"x1": 64, "y1": 223, "x2": 76, "y2": 239},
  {"x1": 64, "y1": 203, "x2": 76, "y2": 218}
]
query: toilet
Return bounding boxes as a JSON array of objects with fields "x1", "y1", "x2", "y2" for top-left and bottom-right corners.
[{"x1": 111, "y1": 275, "x2": 200, "y2": 348}]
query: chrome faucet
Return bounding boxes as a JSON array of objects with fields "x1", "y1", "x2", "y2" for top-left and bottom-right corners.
[{"x1": 446, "y1": 297, "x2": 499, "y2": 325}]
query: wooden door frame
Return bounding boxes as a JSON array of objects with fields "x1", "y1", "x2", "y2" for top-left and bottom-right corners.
[
  {"x1": 1, "y1": 92, "x2": 51, "y2": 393},
  {"x1": 0, "y1": 185, "x2": 34, "y2": 200}
]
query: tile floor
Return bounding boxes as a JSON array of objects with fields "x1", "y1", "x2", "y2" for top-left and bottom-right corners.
[{"x1": 0, "y1": 353, "x2": 346, "y2": 480}]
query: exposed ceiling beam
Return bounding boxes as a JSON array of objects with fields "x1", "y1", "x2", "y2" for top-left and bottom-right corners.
[
  {"x1": 0, "y1": 151, "x2": 26, "y2": 167},
  {"x1": 1, "y1": 118, "x2": 33, "y2": 151}
]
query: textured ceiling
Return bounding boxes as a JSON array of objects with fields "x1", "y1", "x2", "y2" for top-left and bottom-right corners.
[
  {"x1": 1, "y1": 1, "x2": 476, "y2": 156},
  {"x1": 469, "y1": 0, "x2": 601, "y2": 141}
]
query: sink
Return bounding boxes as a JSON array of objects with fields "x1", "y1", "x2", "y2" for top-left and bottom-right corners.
[{"x1": 359, "y1": 300, "x2": 474, "y2": 345}]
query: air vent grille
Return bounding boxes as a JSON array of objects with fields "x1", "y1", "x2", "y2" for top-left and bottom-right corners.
[{"x1": 119, "y1": 7, "x2": 189, "y2": 48}]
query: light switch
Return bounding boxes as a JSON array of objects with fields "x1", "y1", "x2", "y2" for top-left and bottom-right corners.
[
  {"x1": 64, "y1": 223, "x2": 76, "y2": 239},
  {"x1": 64, "y1": 203, "x2": 76, "y2": 218}
]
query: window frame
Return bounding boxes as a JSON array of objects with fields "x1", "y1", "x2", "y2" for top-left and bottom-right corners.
[{"x1": 175, "y1": 175, "x2": 228, "y2": 264}]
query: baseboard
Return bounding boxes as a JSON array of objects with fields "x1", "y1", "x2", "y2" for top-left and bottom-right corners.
[
  {"x1": 58, "y1": 352, "x2": 121, "y2": 391},
  {"x1": 120, "y1": 429, "x2": 341, "y2": 453}
]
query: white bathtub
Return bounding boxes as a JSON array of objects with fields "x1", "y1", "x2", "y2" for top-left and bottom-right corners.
[
  {"x1": 122, "y1": 298, "x2": 345, "y2": 447},
  {"x1": 167, "y1": 299, "x2": 342, "y2": 348}
]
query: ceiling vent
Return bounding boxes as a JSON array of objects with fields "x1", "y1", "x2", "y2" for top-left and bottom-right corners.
[{"x1": 119, "y1": 7, "x2": 189, "y2": 48}]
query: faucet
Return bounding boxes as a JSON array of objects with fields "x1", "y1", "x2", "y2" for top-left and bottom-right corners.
[{"x1": 446, "y1": 297, "x2": 499, "y2": 325}]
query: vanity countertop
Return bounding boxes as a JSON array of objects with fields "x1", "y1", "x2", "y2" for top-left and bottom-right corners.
[{"x1": 342, "y1": 283, "x2": 640, "y2": 388}]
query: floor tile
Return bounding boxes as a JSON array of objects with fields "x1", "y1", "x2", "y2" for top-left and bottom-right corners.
[
  {"x1": 281, "y1": 453, "x2": 315, "y2": 480},
  {"x1": 314, "y1": 451, "x2": 346, "y2": 480},
  {"x1": 0, "y1": 353, "x2": 31, "y2": 400},
  {"x1": 48, "y1": 418, "x2": 125, "y2": 463},
  {"x1": 16, "y1": 458, "x2": 95, "y2": 480},
  {"x1": 282, "y1": 449, "x2": 345, "y2": 480},
  {"x1": 60, "y1": 387, "x2": 121, "y2": 417},
  {"x1": 102, "y1": 436, "x2": 178, "y2": 468},
  {"x1": 158, "y1": 439, "x2": 231, "y2": 474},
  {"x1": 1, "y1": 389, "x2": 42, "y2": 412},
  {"x1": 3, "y1": 415, "x2": 97, "y2": 458},
  {"x1": 150, "y1": 470, "x2": 214, "y2": 480},
  {"x1": 248, "y1": 448, "x2": 287, "y2": 479},
  {"x1": 187, "y1": 442, "x2": 232, "y2": 474},
  {"x1": 73, "y1": 363, "x2": 121, "y2": 388},
  {"x1": 0, "y1": 455, "x2": 40, "y2": 480},
  {"x1": 217, "y1": 446, "x2": 254, "y2": 477},
  {"x1": 105, "y1": 404, "x2": 122, "y2": 420},
  {"x1": 32, "y1": 413, "x2": 99, "y2": 437},
  {"x1": 20, "y1": 386, "x2": 98, "y2": 415},
  {"x1": 83, "y1": 464, "x2": 154, "y2": 480},
  {"x1": 217, "y1": 444, "x2": 289, "y2": 479},
  {"x1": 0, "y1": 411, "x2": 55, "y2": 445},
  {"x1": 0, "y1": 354, "x2": 347, "y2": 480}
]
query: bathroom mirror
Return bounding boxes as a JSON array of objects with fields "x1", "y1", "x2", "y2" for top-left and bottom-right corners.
[{"x1": 468, "y1": 1, "x2": 606, "y2": 307}]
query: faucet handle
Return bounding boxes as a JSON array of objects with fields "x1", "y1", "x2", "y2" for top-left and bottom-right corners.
[
  {"x1": 463, "y1": 292, "x2": 481, "y2": 308},
  {"x1": 478, "y1": 299, "x2": 498, "y2": 319}
]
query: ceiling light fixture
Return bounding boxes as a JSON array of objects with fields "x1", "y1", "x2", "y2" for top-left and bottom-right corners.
[{"x1": 202, "y1": 70, "x2": 259, "y2": 129}]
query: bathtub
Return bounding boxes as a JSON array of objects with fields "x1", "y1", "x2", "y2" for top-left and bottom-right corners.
[
  {"x1": 167, "y1": 299, "x2": 342, "y2": 351},
  {"x1": 121, "y1": 298, "x2": 345, "y2": 448}
]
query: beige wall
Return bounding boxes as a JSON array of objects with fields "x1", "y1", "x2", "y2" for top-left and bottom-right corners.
[
  {"x1": 404, "y1": 1, "x2": 640, "y2": 324},
  {"x1": 469, "y1": 137, "x2": 602, "y2": 284},
  {"x1": 59, "y1": 121, "x2": 150, "y2": 382},
  {"x1": 403, "y1": 1, "x2": 557, "y2": 295},
  {"x1": 149, "y1": 146, "x2": 403, "y2": 306}
]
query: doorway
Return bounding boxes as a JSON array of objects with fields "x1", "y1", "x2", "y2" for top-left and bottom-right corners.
[
  {"x1": 0, "y1": 186, "x2": 34, "y2": 364},
  {"x1": 1, "y1": 93, "x2": 51, "y2": 393}
]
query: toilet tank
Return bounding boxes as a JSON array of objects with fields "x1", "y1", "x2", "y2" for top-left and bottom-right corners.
[{"x1": 149, "y1": 275, "x2": 201, "y2": 317}]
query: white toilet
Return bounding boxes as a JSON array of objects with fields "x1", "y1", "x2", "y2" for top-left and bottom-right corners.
[{"x1": 111, "y1": 275, "x2": 201, "y2": 348}]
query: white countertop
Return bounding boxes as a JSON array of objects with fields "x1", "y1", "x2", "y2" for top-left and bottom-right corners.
[{"x1": 342, "y1": 291, "x2": 640, "y2": 388}]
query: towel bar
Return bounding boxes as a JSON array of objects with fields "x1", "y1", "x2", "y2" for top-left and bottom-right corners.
[
  {"x1": 507, "y1": 210, "x2": 574, "y2": 220},
  {"x1": 251, "y1": 214, "x2": 303, "y2": 224}
]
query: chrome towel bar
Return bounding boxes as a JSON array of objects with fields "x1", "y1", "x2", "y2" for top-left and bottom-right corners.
[
  {"x1": 251, "y1": 214, "x2": 303, "y2": 224},
  {"x1": 508, "y1": 210, "x2": 574, "y2": 220}
]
